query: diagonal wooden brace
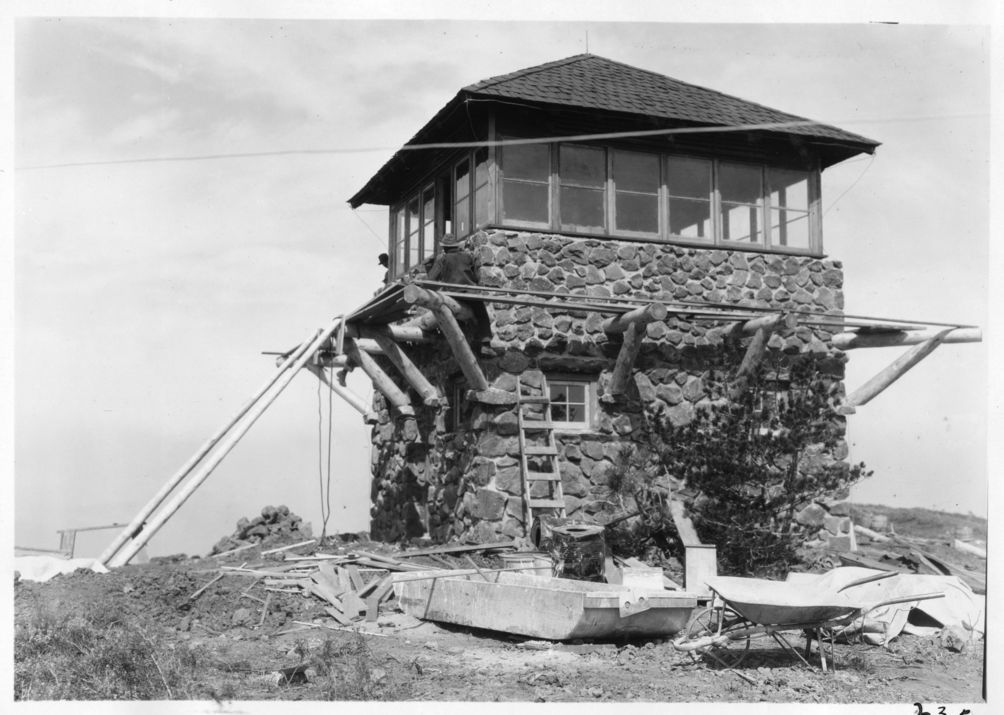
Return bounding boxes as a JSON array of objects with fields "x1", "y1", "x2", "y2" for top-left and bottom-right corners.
[
  {"x1": 840, "y1": 328, "x2": 954, "y2": 410},
  {"x1": 368, "y1": 327, "x2": 443, "y2": 407},
  {"x1": 606, "y1": 322, "x2": 643, "y2": 397},
  {"x1": 343, "y1": 336, "x2": 415, "y2": 417},
  {"x1": 305, "y1": 364, "x2": 378, "y2": 424}
]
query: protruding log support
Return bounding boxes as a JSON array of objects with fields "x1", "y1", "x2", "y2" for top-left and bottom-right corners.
[
  {"x1": 602, "y1": 303, "x2": 668, "y2": 334},
  {"x1": 348, "y1": 323, "x2": 434, "y2": 344},
  {"x1": 403, "y1": 285, "x2": 489, "y2": 393},
  {"x1": 729, "y1": 312, "x2": 797, "y2": 338},
  {"x1": 369, "y1": 328, "x2": 443, "y2": 407},
  {"x1": 305, "y1": 364, "x2": 378, "y2": 424},
  {"x1": 343, "y1": 337, "x2": 415, "y2": 417},
  {"x1": 841, "y1": 328, "x2": 953, "y2": 409},
  {"x1": 402, "y1": 284, "x2": 475, "y2": 321},
  {"x1": 606, "y1": 323, "x2": 643, "y2": 398},
  {"x1": 832, "y1": 326, "x2": 981, "y2": 351}
]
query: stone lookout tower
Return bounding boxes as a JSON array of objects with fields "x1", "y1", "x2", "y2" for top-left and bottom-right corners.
[{"x1": 332, "y1": 54, "x2": 885, "y2": 544}]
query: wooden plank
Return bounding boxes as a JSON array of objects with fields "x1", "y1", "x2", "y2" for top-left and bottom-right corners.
[
  {"x1": 394, "y1": 541, "x2": 517, "y2": 559},
  {"x1": 341, "y1": 591, "x2": 368, "y2": 618},
  {"x1": 838, "y1": 552, "x2": 910, "y2": 573},
  {"x1": 324, "y1": 606, "x2": 353, "y2": 626},
  {"x1": 345, "y1": 564, "x2": 365, "y2": 592},
  {"x1": 668, "y1": 500, "x2": 701, "y2": 547}
]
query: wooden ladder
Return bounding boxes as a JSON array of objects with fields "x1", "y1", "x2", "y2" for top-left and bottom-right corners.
[{"x1": 516, "y1": 375, "x2": 566, "y2": 533}]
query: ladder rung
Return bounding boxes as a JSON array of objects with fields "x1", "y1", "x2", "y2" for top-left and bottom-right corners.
[
  {"x1": 518, "y1": 396, "x2": 550, "y2": 404},
  {"x1": 521, "y1": 420, "x2": 553, "y2": 430},
  {"x1": 528, "y1": 498, "x2": 565, "y2": 509},
  {"x1": 526, "y1": 471, "x2": 560, "y2": 482},
  {"x1": 524, "y1": 446, "x2": 558, "y2": 456}
]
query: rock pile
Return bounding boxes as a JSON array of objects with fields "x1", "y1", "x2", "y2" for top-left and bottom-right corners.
[{"x1": 210, "y1": 505, "x2": 312, "y2": 555}]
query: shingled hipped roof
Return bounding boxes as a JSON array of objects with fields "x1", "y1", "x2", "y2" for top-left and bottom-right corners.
[{"x1": 350, "y1": 54, "x2": 879, "y2": 207}]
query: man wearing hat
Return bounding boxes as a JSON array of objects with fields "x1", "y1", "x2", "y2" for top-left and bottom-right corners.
[
  {"x1": 426, "y1": 234, "x2": 492, "y2": 350},
  {"x1": 427, "y1": 234, "x2": 477, "y2": 285}
]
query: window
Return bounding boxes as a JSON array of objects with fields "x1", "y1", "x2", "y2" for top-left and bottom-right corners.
[
  {"x1": 612, "y1": 149, "x2": 660, "y2": 235},
  {"x1": 548, "y1": 376, "x2": 595, "y2": 429},
  {"x1": 473, "y1": 147, "x2": 491, "y2": 229},
  {"x1": 559, "y1": 145, "x2": 606, "y2": 232},
  {"x1": 719, "y1": 161, "x2": 763, "y2": 244},
  {"x1": 501, "y1": 141, "x2": 550, "y2": 225},
  {"x1": 421, "y1": 185, "x2": 435, "y2": 264},
  {"x1": 406, "y1": 195, "x2": 421, "y2": 269},
  {"x1": 454, "y1": 158, "x2": 471, "y2": 239},
  {"x1": 667, "y1": 156, "x2": 713, "y2": 240},
  {"x1": 768, "y1": 168, "x2": 810, "y2": 250}
]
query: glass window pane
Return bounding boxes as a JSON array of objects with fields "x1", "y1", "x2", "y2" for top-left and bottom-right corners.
[
  {"x1": 560, "y1": 186, "x2": 604, "y2": 229},
  {"x1": 455, "y1": 160, "x2": 470, "y2": 200},
  {"x1": 768, "y1": 168, "x2": 809, "y2": 211},
  {"x1": 394, "y1": 209, "x2": 406, "y2": 270},
  {"x1": 615, "y1": 193, "x2": 658, "y2": 233},
  {"x1": 552, "y1": 404, "x2": 568, "y2": 422},
  {"x1": 613, "y1": 150, "x2": 659, "y2": 193},
  {"x1": 566, "y1": 384, "x2": 585, "y2": 403},
  {"x1": 566, "y1": 404, "x2": 585, "y2": 422},
  {"x1": 561, "y1": 145, "x2": 605, "y2": 187},
  {"x1": 502, "y1": 181, "x2": 549, "y2": 223},
  {"x1": 504, "y1": 142, "x2": 549, "y2": 181},
  {"x1": 474, "y1": 183, "x2": 490, "y2": 227},
  {"x1": 722, "y1": 203, "x2": 761, "y2": 243},
  {"x1": 669, "y1": 197, "x2": 712, "y2": 239},
  {"x1": 474, "y1": 147, "x2": 489, "y2": 186},
  {"x1": 770, "y1": 208, "x2": 810, "y2": 249},
  {"x1": 454, "y1": 198, "x2": 470, "y2": 237},
  {"x1": 667, "y1": 157, "x2": 712, "y2": 198},
  {"x1": 422, "y1": 188, "x2": 435, "y2": 260},
  {"x1": 407, "y1": 197, "x2": 420, "y2": 267},
  {"x1": 720, "y1": 162, "x2": 762, "y2": 204}
]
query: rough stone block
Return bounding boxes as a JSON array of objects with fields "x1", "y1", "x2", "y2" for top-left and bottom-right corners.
[
  {"x1": 473, "y1": 488, "x2": 508, "y2": 521},
  {"x1": 495, "y1": 464, "x2": 523, "y2": 495},
  {"x1": 794, "y1": 503, "x2": 828, "y2": 528},
  {"x1": 493, "y1": 411, "x2": 520, "y2": 436}
]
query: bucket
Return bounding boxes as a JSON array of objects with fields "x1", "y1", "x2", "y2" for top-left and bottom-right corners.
[{"x1": 501, "y1": 552, "x2": 553, "y2": 577}]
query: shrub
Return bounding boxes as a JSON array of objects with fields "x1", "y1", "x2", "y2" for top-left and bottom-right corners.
[{"x1": 615, "y1": 352, "x2": 870, "y2": 577}]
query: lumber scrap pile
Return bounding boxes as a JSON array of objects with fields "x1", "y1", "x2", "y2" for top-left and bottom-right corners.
[
  {"x1": 833, "y1": 535, "x2": 986, "y2": 595},
  {"x1": 207, "y1": 540, "x2": 518, "y2": 630}
]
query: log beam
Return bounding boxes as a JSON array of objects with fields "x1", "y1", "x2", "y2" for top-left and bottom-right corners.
[
  {"x1": 347, "y1": 323, "x2": 434, "y2": 344},
  {"x1": 368, "y1": 328, "x2": 442, "y2": 407},
  {"x1": 402, "y1": 285, "x2": 489, "y2": 393},
  {"x1": 602, "y1": 303, "x2": 668, "y2": 334},
  {"x1": 606, "y1": 323, "x2": 643, "y2": 397},
  {"x1": 343, "y1": 337, "x2": 415, "y2": 417},
  {"x1": 729, "y1": 312, "x2": 797, "y2": 337},
  {"x1": 832, "y1": 327, "x2": 981, "y2": 351},
  {"x1": 305, "y1": 364, "x2": 378, "y2": 423},
  {"x1": 841, "y1": 329, "x2": 953, "y2": 409}
]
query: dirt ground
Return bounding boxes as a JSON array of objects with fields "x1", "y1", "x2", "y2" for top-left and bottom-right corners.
[{"x1": 14, "y1": 535, "x2": 986, "y2": 706}]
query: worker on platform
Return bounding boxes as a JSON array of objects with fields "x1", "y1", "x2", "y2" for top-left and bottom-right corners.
[
  {"x1": 427, "y1": 234, "x2": 476, "y2": 285},
  {"x1": 377, "y1": 252, "x2": 390, "y2": 285},
  {"x1": 426, "y1": 233, "x2": 492, "y2": 352}
]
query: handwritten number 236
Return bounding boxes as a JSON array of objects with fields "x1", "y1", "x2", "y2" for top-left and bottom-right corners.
[{"x1": 913, "y1": 705, "x2": 970, "y2": 715}]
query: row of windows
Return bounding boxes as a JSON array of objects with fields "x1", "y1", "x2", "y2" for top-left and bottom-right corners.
[
  {"x1": 389, "y1": 141, "x2": 820, "y2": 277},
  {"x1": 500, "y1": 141, "x2": 817, "y2": 250}
]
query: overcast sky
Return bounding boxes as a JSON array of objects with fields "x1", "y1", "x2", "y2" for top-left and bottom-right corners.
[{"x1": 8, "y1": 9, "x2": 993, "y2": 558}]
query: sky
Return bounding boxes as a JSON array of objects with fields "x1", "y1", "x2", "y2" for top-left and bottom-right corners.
[{"x1": 6, "y1": 7, "x2": 995, "y2": 560}]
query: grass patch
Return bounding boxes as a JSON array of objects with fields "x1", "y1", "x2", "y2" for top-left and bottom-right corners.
[{"x1": 15, "y1": 595, "x2": 204, "y2": 700}]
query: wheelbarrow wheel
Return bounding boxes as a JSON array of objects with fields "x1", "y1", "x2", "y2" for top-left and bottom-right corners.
[{"x1": 684, "y1": 605, "x2": 751, "y2": 668}]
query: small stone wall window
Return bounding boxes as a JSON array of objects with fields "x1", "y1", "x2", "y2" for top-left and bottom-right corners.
[{"x1": 548, "y1": 376, "x2": 595, "y2": 430}]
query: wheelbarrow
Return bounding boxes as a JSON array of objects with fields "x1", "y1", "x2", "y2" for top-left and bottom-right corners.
[{"x1": 672, "y1": 570, "x2": 944, "y2": 672}]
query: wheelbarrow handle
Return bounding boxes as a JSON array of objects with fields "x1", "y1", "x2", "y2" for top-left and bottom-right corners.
[
  {"x1": 837, "y1": 570, "x2": 898, "y2": 592},
  {"x1": 862, "y1": 591, "x2": 945, "y2": 615}
]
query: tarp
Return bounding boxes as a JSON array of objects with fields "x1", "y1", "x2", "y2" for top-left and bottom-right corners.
[
  {"x1": 14, "y1": 555, "x2": 109, "y2": 583},
  {"x1": 787, "y1": 566, "x2": 985, "y2": 645}
]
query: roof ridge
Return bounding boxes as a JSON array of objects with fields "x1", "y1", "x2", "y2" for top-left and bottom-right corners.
[{"x1": 464, "y1": 53, "x2": 594, "y2": 93}]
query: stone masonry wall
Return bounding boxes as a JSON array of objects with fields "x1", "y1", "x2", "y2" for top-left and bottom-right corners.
[{"x1": 367, "y1": 228, "x2": 849, "y2": 544}]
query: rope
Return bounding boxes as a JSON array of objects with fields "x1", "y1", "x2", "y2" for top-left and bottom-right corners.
[{"x1": 316, "y1": 370, "x2": 333, "y2": 542}]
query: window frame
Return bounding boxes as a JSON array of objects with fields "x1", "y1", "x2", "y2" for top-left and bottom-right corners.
[
  {"x1": 498, "y1": 137, "x2": 553, "y2": 231},
  {"x1": 546, "y1": 374, "x2": 598, "y2": 431}
]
